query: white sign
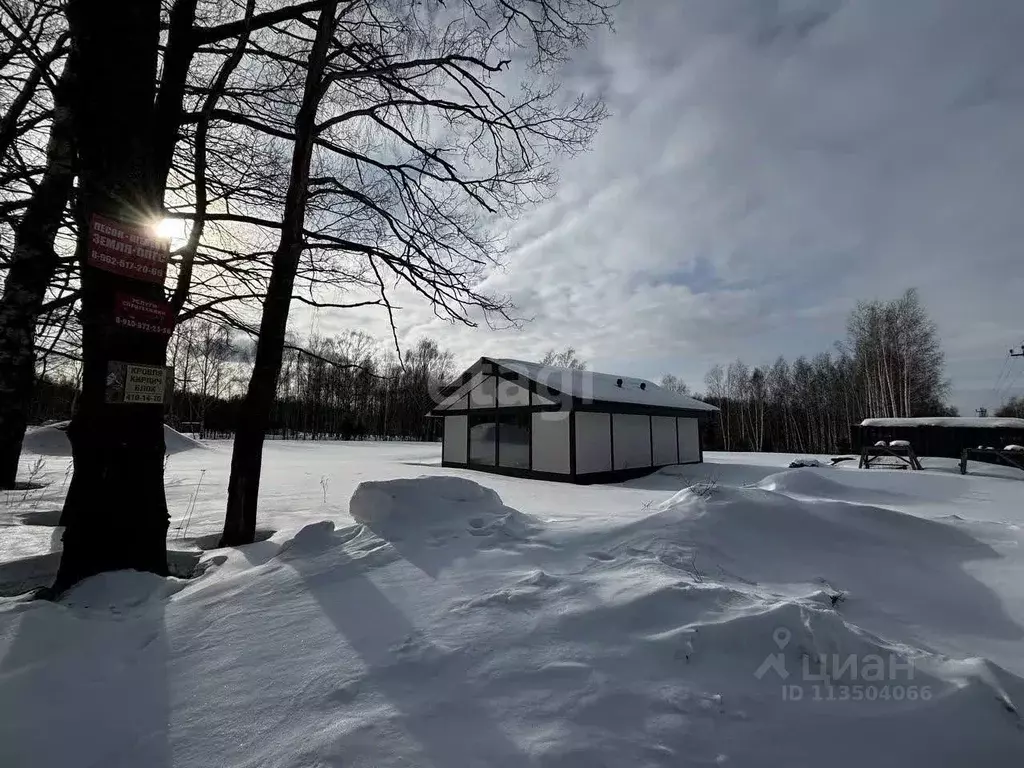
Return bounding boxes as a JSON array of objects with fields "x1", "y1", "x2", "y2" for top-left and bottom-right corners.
[
  {"x1": 106, "y1": 361, "x2": 170, "y2": 405},
  {"x1": 124, "y1": 364, "x2": 168, "y2": 404}
]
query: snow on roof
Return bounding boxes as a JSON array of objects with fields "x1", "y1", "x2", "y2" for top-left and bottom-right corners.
[
  {"x1": 491, "y1": 358, "x2": 719, "y2": 412},
  {"x1": 860, "y1": 417, "x2": 1024, "y2": 429}
]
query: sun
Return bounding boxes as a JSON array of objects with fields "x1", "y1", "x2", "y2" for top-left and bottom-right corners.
[{"x1": 153, "y1": 217, "x2": 187, "y2": 245}]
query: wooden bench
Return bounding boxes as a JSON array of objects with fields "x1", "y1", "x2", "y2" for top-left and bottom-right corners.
[
  {"x1": 960, "y1": 448, "x2": 1024, "y2": 477},
  {"x1": 859, "y1": 444, "x2": 923, "y2": 470}
]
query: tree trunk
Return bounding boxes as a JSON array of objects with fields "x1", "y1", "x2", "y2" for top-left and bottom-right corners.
[
  {"x1": 0, "y1": 57, "x2": 76, "y2": 488},
  {"x1": 220, "y1": 1, "x2": 337, "y2": 547},
  {"x1": 54, "y1": 0, "x2": 170, "y2": 591}
]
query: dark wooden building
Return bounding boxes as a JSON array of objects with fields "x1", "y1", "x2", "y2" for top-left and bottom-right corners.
[{"x1": 853, "y1": 417, "x2": 1024, "y2": 459}]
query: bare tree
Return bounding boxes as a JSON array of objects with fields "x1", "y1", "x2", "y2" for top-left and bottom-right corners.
[
  {"x1": 704, "y1": 363, "x2": 727, "y2": 450},
  {"x1": 0, "y1": 0, "x2": 74, "y2": 487},
  {"x1": 219, "y1": 0, "x2": 610, "y2": 545},
  {"x1": 659, "y1": 374, "x2": 690, "y2": 395},
  {"x1": 54, "y1": 0, "x2": 335, "y2": 589},
  {"x1": 996, "y1": 396, "x2": 1024, "y2": 419},
  {"x1": 221, "y1": 0, "x2": 340, "y2": 545},
  {"x1": 846, "y1": 288, "x2": 946, "y2": 419},
  {"x1": 541, "y1": 347, "x2": 588, "y2": 370},
  {"x1": 696, "y1": 288, "x2": 952, "y2": 454}
]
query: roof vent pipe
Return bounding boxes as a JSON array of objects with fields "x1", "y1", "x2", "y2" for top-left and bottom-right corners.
[
  {"x1": 640, "y1": 382, "x2": 647, "y2": 391},
  {"x1": 616, "y1": 378, "x2": 623, "y2": 387}
]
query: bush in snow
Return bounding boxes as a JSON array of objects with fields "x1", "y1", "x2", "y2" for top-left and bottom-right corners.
[
  {"x1": 788, "y1": 459, "x2": 823, "y2": 469},
  {"x1": 688, "y1": 472, "x2": 719, "y2": 499}
]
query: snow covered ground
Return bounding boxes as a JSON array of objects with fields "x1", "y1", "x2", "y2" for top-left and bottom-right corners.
[{"x1": 2, "y1": 431, "x2": 1024, "y2": 766}]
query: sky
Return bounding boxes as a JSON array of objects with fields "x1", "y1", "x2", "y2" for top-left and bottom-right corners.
[{"x1": 305, "y1": 0, "x2": 1024, "y2": 416}]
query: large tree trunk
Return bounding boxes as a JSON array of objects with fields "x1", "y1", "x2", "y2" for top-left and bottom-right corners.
[
  {"x1": 54, "y1": 0, "x2": 170, "y2": 591},
  {"x1": 0, "y1": 57, "x2": 76, "y2": 488},
  {"x1": 220, "y1": 2, "x2": 337, "y2": 547}
]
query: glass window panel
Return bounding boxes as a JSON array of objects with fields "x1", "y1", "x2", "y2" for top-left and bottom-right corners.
[
  {"x1": 469, "y1": 375, "x2": 497, "y2": 408},
  {"x1": 498, "y1": 413, "x2": 531, "y2": 469},
  {"x1": 469, "y1": 414, "x2": 496, "y2": 465}
]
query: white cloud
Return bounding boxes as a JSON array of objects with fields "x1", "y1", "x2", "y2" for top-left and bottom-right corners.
[{"x1": 300, "y1": 0, "x2": 1024, "y2": 414}]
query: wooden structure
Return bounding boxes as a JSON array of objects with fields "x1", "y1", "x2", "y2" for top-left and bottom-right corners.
[
  {"x1": 859, "y1": 443, "x2": 923, "y2": 470},
  {"x1": 960, "y1": 448, "x2": 1024, "y2": 477},
  {"x1": 854, "y1": 417, "x2": 1024, "y2": 460}
]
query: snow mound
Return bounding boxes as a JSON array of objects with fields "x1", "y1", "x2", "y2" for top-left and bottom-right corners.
[
  {"x1": 677, "y1": 598, "x2": 1024, "y2": 718},
  {"x1": 349, "y1": 476, "x2": 540, "y2": 545},
  {"x1": 757, "y1": 468, "x2": 908, "y2": 504},
  {"x1": 1004, "y1": 445, "x2": 1024, "y2": 452},
  {"x1": 620, "y1": 479, "x2": 1009, "y2": 647},
  {"x1": 5, "y1": 445, "x2": 1024, "y2": 767},
  {"x1": 60, "y1": 570, "x2": 187, "y2": 613},
  {"x1": 164, "y1": 426, "x2": 206, "y2": 454},
  {"x1": 662, "y1": 481, "x2": 981, "y2": 558},
  {"x1": 21, "y1": 421, "x2": 205, "y2": 456}
]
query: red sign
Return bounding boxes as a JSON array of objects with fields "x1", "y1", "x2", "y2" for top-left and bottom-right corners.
[
  {"x1": 88, "y1": 214, "x2": 169, "y2": 284},
  {"x1": 114, "y1": 293, "x2": 174, "y2": 335}
]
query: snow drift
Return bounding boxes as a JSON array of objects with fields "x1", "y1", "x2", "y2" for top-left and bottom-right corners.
[
  {"x1": 21, "y1": 421, "x2": 205, "y2": 456},
  {"x1": 2, "y1": 461, "x2": 1024, "y2": 767},
  {"x1": 353, "y1": 474, "x2": 537, "y2": 537}
]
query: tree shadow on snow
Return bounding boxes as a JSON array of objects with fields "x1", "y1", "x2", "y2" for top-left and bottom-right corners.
[
  {"x1": 0, "y1": 580, "x2": 171, "y2": 768},
  {"x1": 280, "y1": 527, "x2": 534, "y2": 768},
  {"x1": 17, "y1": 508, "x2": 63, "y2": 526}
]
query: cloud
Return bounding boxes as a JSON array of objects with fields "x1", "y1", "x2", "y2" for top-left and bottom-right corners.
[{"x1": 302, "y1": 0, "x2": 1024, "y2": 415}]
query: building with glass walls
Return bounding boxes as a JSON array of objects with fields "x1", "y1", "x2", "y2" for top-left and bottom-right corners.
[{"x1": 431, "y1": 358, "x2": 719, "y2": 484}]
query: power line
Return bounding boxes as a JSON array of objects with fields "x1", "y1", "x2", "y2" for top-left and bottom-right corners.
[
  {"x1": 989, "y1": 343, "x2": 1024, "y2": 410},
  {"x1": 987, "y1": 353, "x2": 1012, "y2": 407}
]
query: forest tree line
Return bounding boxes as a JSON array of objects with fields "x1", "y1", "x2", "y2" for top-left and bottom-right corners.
[
  {"x1": 27, "y1": 325, "x2": 457, "y2": 441},
  {"x1": 25, "y1": 325, "x2": 593, "y2": 443},
  {"x1": 665, "y1": 288, "x2": 957, "y2": 454},
  {"x1": 25, "y1": 288, "x2": 962, "y2": 456}
]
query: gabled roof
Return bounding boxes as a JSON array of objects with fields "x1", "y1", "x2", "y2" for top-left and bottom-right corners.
[
  {"x1": 434, "y1": 357, "x2": 718, "y2": 414},
  {"x1": 493, "y1": 358, "x2": 718, "y2": 412}
]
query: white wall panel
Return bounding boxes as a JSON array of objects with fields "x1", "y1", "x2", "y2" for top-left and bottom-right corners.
[
  {"x1": 443, "y1": 415, "x2": 468, "y2": 463},
  {"x1": 677, "y1": 418, "x2": 701, "y2": 463},
  {"x1": 532, "y1": 412, "x2": 570, "y2": 474},
  {"x1": 575, "y1": 412, "x2": 611, "y2": 474},
  {"x1": 497, "y1": 378, "x2": 530, "y2": 406},
  {"x1": 613, "y1": 413, "x2": 652, "y2": 470},
  {"x1": 652, "y1": 416, "x2": 678, "y2": 466}
]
